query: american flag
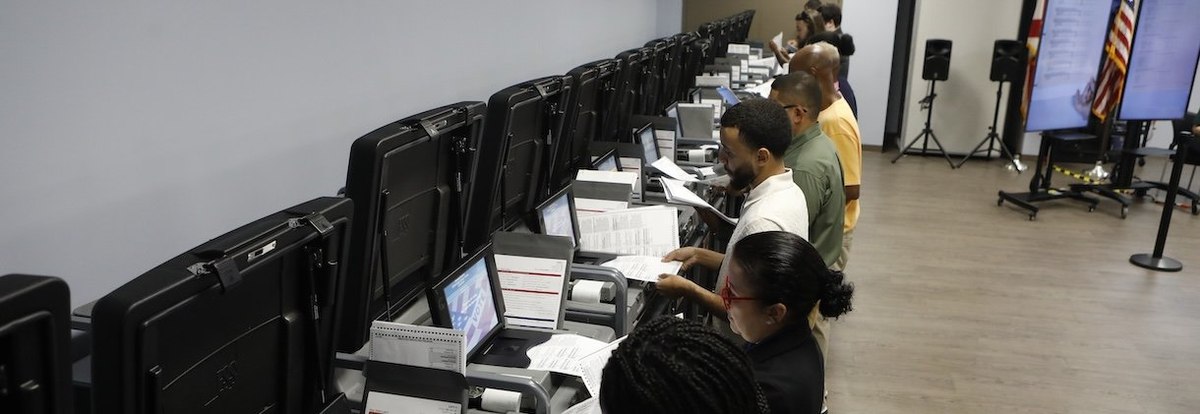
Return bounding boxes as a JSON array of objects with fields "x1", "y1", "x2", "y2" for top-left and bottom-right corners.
[{"x1": 1091, "y1": 0, "x2": 1136, "y2": 121}]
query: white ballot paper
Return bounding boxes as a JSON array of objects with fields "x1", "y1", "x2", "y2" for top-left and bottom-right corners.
[
  {"x1": 600, "y1": 256, "x2": 684, "y2": 283},
  {"x1": 651, "y1": 156, "x2": 699, "y2": 182},
  {"x1": 578, "y1": 206, "x2": 680, "y2": 257},
  {"x1": 364, "y1": 391, "x2": 460, "y2": 414},
  {"x1": 577, "y1": 336, "x2": 627, "y2": 398},
  {"x1": 369, "y1": 321, "x2": 466, "y2": 374},
  {"x1": 526, "y1": 333, "x2": 608, "y2": 376},
  {"x1": 495, "y1": 254, "x2": 568, "y2": 330},
  {"x1": 660, "y1": 178, "x2": 737, "y2": 225},
  {"x1": 574, "y1": 197, "x2": 629, "y2": 217},
  {"x1": 772, "y1": 32, "x2": 784, "y2": 51},
  {"x1": 562, "y1": 397, "x2": 601, "y2": 414}
]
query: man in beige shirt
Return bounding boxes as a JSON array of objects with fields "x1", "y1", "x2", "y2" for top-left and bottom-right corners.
[{"x1": 791, "y1": 42, "x2": 862, "y2": 271}]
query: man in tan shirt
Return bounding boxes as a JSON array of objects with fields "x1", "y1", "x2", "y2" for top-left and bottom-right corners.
[{"x1": 791, "y1": 42, "x2": 861, "y2": 271}]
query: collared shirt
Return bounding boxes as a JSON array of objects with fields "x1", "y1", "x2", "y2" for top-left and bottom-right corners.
[
  {"x1": 818, "y1": 97, "x2": 862, "y2": 232},
  {"x1": 783, "y1": 124, "x2": 845, "y2": 267},
  {"x1": 716, "y1": 169, "x2": 809, "y2": 290}
]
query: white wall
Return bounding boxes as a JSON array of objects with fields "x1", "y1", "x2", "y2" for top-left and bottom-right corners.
[
  {"x1": 903, "y1": 0, "x2": 1023, "y2": 156},
  {"x1": 0, "y1": 0, "x2": 679, "y2": 308},
  {"x1": 843, "y1": 1, "x2": 899, "y2": 148}
]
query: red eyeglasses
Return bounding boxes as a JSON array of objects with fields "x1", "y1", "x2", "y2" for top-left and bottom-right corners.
[{"x1": 718, "y1": 277, "x2": 758, "y2": 309}]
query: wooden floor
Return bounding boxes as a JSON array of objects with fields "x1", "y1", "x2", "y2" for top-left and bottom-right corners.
[{"x1": 825, "y1": 150, "x2": 1200, "y2": 413}]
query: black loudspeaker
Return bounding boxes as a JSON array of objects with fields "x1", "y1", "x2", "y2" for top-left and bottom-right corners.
[
  {"x1": 922, "y1": 39, "x2": 952, "y2": 81},
  {"x1": 990, "y1": 39, "x2": 1027, "y2": 82}
]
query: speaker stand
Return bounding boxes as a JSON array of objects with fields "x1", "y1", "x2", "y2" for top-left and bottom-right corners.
[
  {"x1": 892, "y1": 79, "x2": 956, "y2": 168},
  {"x1": 955, "y1": 80, "x2": 1024, "y2": 171}
]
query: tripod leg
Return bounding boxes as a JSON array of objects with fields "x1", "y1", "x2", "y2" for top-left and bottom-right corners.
[
  {"x1": 925, "y1": 130, "x2": 957, "y2": 168},
  {"x1": 891, "y1": 131, "x2": 931, "y2": 163},
  {"x1": 955, "y1": 132, "x2": 994, "y2": 168}
]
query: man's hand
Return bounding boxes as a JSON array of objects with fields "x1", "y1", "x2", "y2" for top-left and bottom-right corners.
[
  {"x1": 768, "y1": 40, "x2": 781, "y2": 53},
  {"x1": 663, "y1": 247, "x2": 703, "y2": 272},
  {"x1": 655, "y1": 274, "x2": 699, "y2": 299},
  {"x1": 786, "y1": 39, "x2": 799, "y2": 49}
]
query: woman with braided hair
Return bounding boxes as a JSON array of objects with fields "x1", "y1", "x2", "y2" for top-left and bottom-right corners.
[
  {"x1": 599, "y1": 316, "x2": 770, "y2": 414},
  {"x1": 724, "y1": 231, "x2": 854, "y2": 414}
]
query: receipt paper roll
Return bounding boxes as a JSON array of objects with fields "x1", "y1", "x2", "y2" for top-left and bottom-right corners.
[
  {"x1": 481, "y1": 388, "x2": 523, "y2": 413},
  {"x1": 573, "y1": 280, "x2": 605, "y2": 304}
]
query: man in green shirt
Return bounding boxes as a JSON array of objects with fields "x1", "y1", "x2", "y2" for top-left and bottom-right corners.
[{"x1": 769, "y1": 71, "x2": 845, "y2": 268}]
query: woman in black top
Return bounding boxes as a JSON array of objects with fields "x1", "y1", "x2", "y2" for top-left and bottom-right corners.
[{"x1": 722, "y1": 231, "x2": 855, "y2": 414}]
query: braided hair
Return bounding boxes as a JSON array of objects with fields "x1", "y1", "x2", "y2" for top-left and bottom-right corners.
[
  {"x1": 731, "y1": 231, "x2": 854, "y2": 321},
  {"x1": 599, "y1": 317, "x2": 770, "y2": 414}
]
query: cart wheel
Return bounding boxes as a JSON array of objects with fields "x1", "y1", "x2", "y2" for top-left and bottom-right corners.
[
  {"x1": 1138, "y1": 158, "x2": 1146, "y2": 167},
  {"x1": 1029, "y1": 214, "x2": 1036, "y2": 221},
  {"x1": 997, "y1": 198, "x2": 1004, "y2": 206},
  {"x1": 1088, "y1": 205, "x2": 1096, "y2": 212},
  {"x1": 1121, "y1": 206, "x2": 1128, "y2": 219},
  {"x1": 1192, "y1": 205, "x2": 1198, "y2": 216}
]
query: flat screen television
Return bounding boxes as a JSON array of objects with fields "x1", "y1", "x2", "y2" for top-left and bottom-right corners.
[
  {"x1": 91, "y1": 197, "x2": 352, "y2": 413},
  {"x1": 1117, "y1": 0, "x2": 1200, "y2": 121},
  {"x1": 1024, "y1": 0, "x2": 1114, "y2": 132}
]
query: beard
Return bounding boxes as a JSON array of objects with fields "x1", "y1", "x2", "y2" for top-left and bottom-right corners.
[{"x1": 728, "y1": 163, "x2": 756, "y2": 192}]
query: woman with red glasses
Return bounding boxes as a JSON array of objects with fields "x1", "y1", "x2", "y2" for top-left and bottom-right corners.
[{"x1": 723, "y1": 231, "x2": 854, "y2": 414}]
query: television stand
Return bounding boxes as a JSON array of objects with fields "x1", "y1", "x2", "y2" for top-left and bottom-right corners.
[{"x1": 998, "y1": 131, "x2": 1099, "y2": 220}]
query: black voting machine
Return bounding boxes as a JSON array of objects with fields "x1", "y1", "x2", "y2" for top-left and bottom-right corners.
[{"x1": 37, "y1": 9, "x2": 757, "y2": 414}]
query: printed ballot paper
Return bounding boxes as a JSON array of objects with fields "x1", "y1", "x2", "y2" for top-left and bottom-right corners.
[
  {"x1": 526, "y1": 334, "x2": 628, "y2": 399},
  {"x1": 369, "y1": 321, "x2": 466, "y2": 374},
  {"x1": 578, "y1": 206, "x2": 680, "y2": 258},
  {"x1": 600, "y1": 256, "x2": 683, "y2": 283},
  {"x1": 576, "y1": 336, "x2": 626, "y2": 397},
  {"x1": 660, "y1": 178, "x2": 737, "y2": 225},
  {"x1": 495, "y1": 254, "x2": 568, "y2": 330},
  {"x1": 526, "y1": 333, "x2": 608, "y2": 376}
]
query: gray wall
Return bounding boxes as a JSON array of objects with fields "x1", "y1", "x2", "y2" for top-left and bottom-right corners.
[
  {"x1": 658, "y1": 0, "x2": 684, "y2": 37},
  {"x1": 0, "y1": 0, "x2": 680, "y2": 308}
]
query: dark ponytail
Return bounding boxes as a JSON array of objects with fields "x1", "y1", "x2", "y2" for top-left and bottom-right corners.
[
  {"x1": 818, "y1": 268, "x2": 854, "y2": 318},
  {"x1": 731, "y1": 231, "x2": 854, "y2": 320}
]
